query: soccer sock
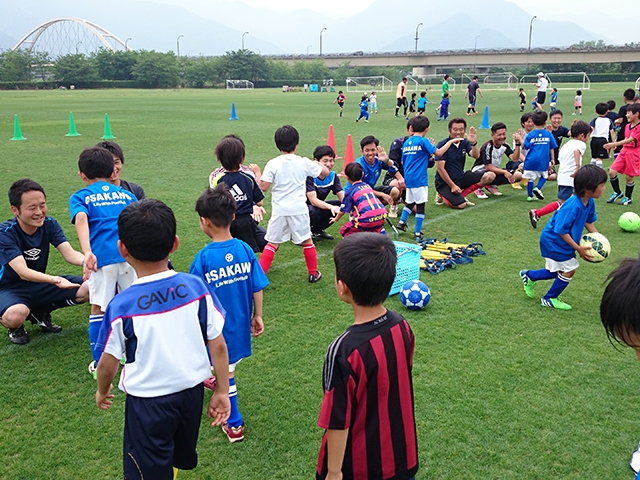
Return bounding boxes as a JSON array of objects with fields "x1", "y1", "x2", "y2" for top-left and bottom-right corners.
[
  {"x1": 536, "y1": 177, "x2": 547, "y2": 190},
  {"x1": 460, "y1": 183, "x2": 480, "y2": 198},
  {"x1": 626, "y1": 182, "x2": 635, "y2": 199},
  {"x1": 472, "y1": 108, "x2": 476, "y2": 114},
  {"x1": 467, "y1": 107, "x2": 472, "y2": 114},
  {"x1": 590, "y1": 158, "x2": 603, "y2": 168},
  {"x1": 259, "y1": 243, "x2": 277, "y2": 274},
  {"x1": 339, "y1": 110, "x2": 342, "y2": 117},
  {"x1": 414, "y1": 204, "x2": 425, "y2": 233},
  {"x1": 544, "y1": 273, "x2": 571, "y2": 299},
  {"x1": 395, "y1": 107, "x2": 399, "y2": 116},
  {"x1": 527, "y1": 181, "x2": 534, "y2": 197},
  {"x1": 610, "y1": 175, "x2": 621, "y2": 194},
  {"x1": 227, "y1": 377, "x2": 244, "y2": 428},
  {"x1": 526, "y1": 269, "x2": 557, "y2": 282},
  {"x1": 399, "y1": 206, "x2": 412, "y2": 223},
  {"x1": 535, "y1": 201, "x2": 561, "y2": 217},
  {"x1": 88, "y1": 314, "x2": 104, "y2": 363},
  {"x1": 302, "y1": 243, "x2": 318, "y2": 275}
]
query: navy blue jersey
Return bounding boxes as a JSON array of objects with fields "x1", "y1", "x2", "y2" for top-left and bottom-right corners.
[
  {"x1": 550, "y1": 126, "x2": 570, "y2": 160},
  {"x1": 435, "y1": 137, "x2": 475, "y2": 185},
  {"x1": 0, "y1": 217, "x2": 67, "y2": 287},
  {"x1": 211, "y1": 170, "x2": 264, "y2": 216},
  {"x1": 306, "y1": 171, "x2": 343, "y2": 202}
]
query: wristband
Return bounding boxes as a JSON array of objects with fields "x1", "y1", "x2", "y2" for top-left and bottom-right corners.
[
  {"x1": 515, "y1": 143, "x2": 522, "y2": 147},
  {"x1": 471, "y1": 142, "x2": 478, "y2": 146}
]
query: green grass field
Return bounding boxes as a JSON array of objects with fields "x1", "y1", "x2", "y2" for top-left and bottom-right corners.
[{"x1": 1, "y1": 83, "x2": 640, "y2": 479}]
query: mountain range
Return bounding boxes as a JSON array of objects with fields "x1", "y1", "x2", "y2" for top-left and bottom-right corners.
[{"x1": 0, "y1": 0, "x2": 613, "y2": 56}]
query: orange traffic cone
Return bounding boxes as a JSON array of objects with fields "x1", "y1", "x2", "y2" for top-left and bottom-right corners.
[
  {"x1": 327, "y1": 124, "x2": 341, "y2": 159},
  {"x1": 338, "y1": 134, "x2": 355, "y2": 177}
]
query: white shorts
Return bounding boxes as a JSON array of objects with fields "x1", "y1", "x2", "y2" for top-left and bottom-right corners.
[
  {"x1": 544, "y1": 257, "x2": 579, "y2": 273},
  {"x1": 265, "y1": 213, "x2": 312, "y2": 245},
  {"x1": 88, "y1": 262, "x2": 136, "y2": 310},
  {"x1": 406, "y1": 186, "x2": 429, "y2": 204},
  {"x1": 522, "y1": 170, "x2": 548, "y2": 181}
]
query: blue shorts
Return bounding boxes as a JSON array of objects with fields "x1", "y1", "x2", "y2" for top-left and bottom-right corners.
[
  {"x1": 558, "y1": 186, "x2": 574, "y2": 201},
  {"x1": 0, "y1": 275, "x2": 83, "y2": 317},
  {"x1": 124, "y1": 384, "x2": 204, "y2": 480}
]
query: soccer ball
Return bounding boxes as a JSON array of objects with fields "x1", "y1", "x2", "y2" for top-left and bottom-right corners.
[
  {"x1": 618, "y1": 212, "x2": 640, "y2": 232},
  {"x1": 400, "y1": 280, "x2": 431, "y2": 311},
  {"x1": 579, "y1": 232, "x2": 611, "y2": 263}
]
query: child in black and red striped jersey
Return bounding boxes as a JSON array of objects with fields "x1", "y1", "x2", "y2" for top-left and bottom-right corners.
[{"x1": 316, "y1": 233, "x2": 418, "y2": 480}]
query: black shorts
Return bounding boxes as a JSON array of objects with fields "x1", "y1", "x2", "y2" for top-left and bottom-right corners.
[
  {"x1": 536, "y1": 91, "x2": 546, "y2": 105},
  {"x1": 124, "y1": 384, "x2": 204, "y2": 479},
  {"x1": 590, "y1": 137, "x2": 609, "y2": 159},
  {"x1": 0, "y1": 275, "x2": 83, "y2": 317},
  {"x1": 396, "y1": 98, "x2": 408, "y2": 108},
  {"x1": 374, "y1": 184, "x2": 395, "y2": 196},
  {"x1": 231, "y1": 213, "x2": 261, "y2": 253},
  {"x1": 417, "y1": 107, "x2": 425, "y2": 114},
  {"x1": 436, "y1": 170, "x2": 485, "y2": 207},
  {"x1": 468, "y1": 94, "x2": 477, "y2": 106}
]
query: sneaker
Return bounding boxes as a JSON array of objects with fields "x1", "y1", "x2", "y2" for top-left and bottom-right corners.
[
  {"x1": 511, "y1": 183, "x2": 522, "y2": 190},
  {"x1": 396, "y1": 221, "x2": 407, "y2": 232},
  {"x1": 533, "y1": 187, "x2": 544, "y2": 200},
  {"x1": 222, "y1": 423, "x2": 245, "y2": 443},
  {"x1": 529, "y1": 209, "x2": 539, "y2": 229},
  {"x1": 630, "y1": 441, "x2": 640, "y2": 475},
  {"x1": 619, "y1": 196, "x2": 633, "y2": 206},
  {"x1": 88, "y1": 360, "x2": 97, "y2": 380},
  {"x1": 413, "y1": 232, "x2": 424, "y2": 242},
  {"x1": 312, "y1": 230, "x2": 334, "y2": 240},
  {"x1": 474, "y1": 188, "x2": 488, "y2": 199},
  {"x1": 434, "y1": 194, "x2": 444, "y2": 206},
  {"x1": 8, "y1": 326, "x2": 29, "y2": 345},
  {"x1": 520, "y1": 270, "x2": 536, "y2": 298},
  {"x1": 27, "y1": 311, "x2": 62, "y2": 333},
  {"x1": 541, "y1": 297, "x2": 572, "y2": 310},
  {"x1": 204, "y1": 375, "x2": 217, "y2": 391},
  {"x1": 607, "y1": 192, "x2": 624, "y2": 203},
  {"x1": 388, "y1": 204, "x2": 398, "y2": 218},
  {"x1": 464, "y1": 198, "x2": 475, "y2": 206},
  {"x1": 526, "y1": 196, "x2": 535, "y2": 202},
  {"x1": 485, "y1": 185, "x2": 502, "y2": 196},
  {"x1": 309, "y1": 271, "x2": 322, "y2": 283}
]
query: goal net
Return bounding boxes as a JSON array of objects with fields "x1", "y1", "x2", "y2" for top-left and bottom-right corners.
[
  {"x1": 519, "y1": 72, "x2": 590, "y2": 91},
  {"x1": 345, "y1": 76, "x2": 393, "y2": 92},
  {"x1": 407, "y1": 74, "x2": 456, "y2": 92},
  {"x1": 461, "y1": 73, "x2": 519, "y2": 91},
  {"x1": 226, "y1": 79, "x2": 254, "y2": 90}
]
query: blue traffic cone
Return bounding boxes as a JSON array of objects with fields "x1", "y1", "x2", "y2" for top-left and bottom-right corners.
[
  {"x1": 229, "y1": 103, "x2": 239, "y2": 120},
  {"x1": 479, "y1": 106, "x2": 490, "y2": 129}
]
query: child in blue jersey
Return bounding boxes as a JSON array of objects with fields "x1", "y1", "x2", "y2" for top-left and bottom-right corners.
[
  {"x1": 69, "y1": 147, "x2": 138, "y2": 377},
  {"x1": 523, "y1": 111, "x2": 558, "y2": 202},
  {"x1": 520, "y1": 164, "x2": 607, "y2": 310},
  {"x1": 397, "y1": 115, "x2": 463, "y2": 240},
  {"x1": 356, "y1": 95, "x2": 369, "y2": 123},
  {"x1": 417, "y1": 91, "x2": 428, "y2": 115},
  {"x1": 190, "y1": 184, "x2": 269, "y2": 443},
  {"x1": 95, "y1": 199, "x2": 230, "y2": 480},
  {"x1": 550, "y1": 88, "x2": 558, "y2": 111},
  {"x1": 331, "y1": 162, "x2": 387, "y2": 237},
  {"x1": 438, "y1": 93, "x2": 450, "y2": 121}
]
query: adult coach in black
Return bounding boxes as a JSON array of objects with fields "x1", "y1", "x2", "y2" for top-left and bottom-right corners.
[
  {"x1": 306, "y1": 145, "x2": 344, "y2": 240},
  {"x1": 395, "y1": 77, "x2": 409, "y2": 118},
  {"x1": 434, "y1": 118, "x2": 492, "y2": 209},
  {"x1": 0, "y1": 179, "x2": 89, "y2": 344}
]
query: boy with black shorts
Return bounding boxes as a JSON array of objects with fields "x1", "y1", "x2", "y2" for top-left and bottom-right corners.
[
  {"x1": 95, "y1": 199, "x2": 230, "y2": 480},
  {"x1": 316, "y1": 232, "x2": 418, "y2": 480},
  {"x1": 0, "y1": 179, "x2": 89, "y2": 344},
  {"x1": 589, "y1": 102, "x2": 616, "y2": 168}
]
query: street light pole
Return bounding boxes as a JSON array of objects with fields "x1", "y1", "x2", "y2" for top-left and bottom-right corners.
[
  {"x1": 474, "y1": 35, "x2": 480, "y2": 71},
  {"x1": 320, "y1": 27, "x2": 327, "y2": 56},
  {"x1": 176, "y1": 34, "x2": 184, "y2": 58},
  {"x1": 307, "y1": 45, "x2": 313, "y2": 56},
  {"x1": 242, "y1": 31, "x2": 249, "y2": 50},
  {"x1": 125, "y1": 38, "x2": 132, "y2": 51},
  {"x1": 414, "y1": 23, "x2": 423, "y2": 53},
  {"x1": 474, "y1": 35, "x2": 480, "y2": 52},
  {"x1": 528, "y1": 16, "x2": 537, "y2": 51}
]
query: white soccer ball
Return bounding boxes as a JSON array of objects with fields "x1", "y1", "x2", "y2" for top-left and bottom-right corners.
[
  {"x1": 579, "y1": 232, "x2": 611, "y2": 263},
  {"x1": 400, "y1": 280, "x2": 431, "y2": 311}
]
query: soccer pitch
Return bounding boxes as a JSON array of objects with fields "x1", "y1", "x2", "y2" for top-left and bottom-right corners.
[{"x1": 1, "y1": 83, "x2": 640, "y2": 479}]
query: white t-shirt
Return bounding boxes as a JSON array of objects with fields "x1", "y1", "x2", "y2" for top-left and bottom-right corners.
[
  {"x1": 537, "y1": 77, "x2": 549, "y2": 92},
  {"x1": 557, "y1": 138, "x2": 587, "y2": 187},
  {"x1": 262, "y1": 154, "x2": 322, "y2": 216}
]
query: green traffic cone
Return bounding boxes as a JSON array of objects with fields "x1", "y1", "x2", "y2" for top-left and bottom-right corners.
[
  {"x1": 65, "y1": 112, "x2": 81, "y2": 137},
  {"x1": 101, "y1": 113, "x2": 116, "y2": 140},
  {"x1": 10, "y1": 114, "x2": 26, "y2": 141}
]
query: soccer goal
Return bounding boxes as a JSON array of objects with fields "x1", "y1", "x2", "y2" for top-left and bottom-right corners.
[
  {"x1": 407, "y1": 74, "x2": 456, "y2": 92},
  {"x1": 635, "y1": 76, "x2": 640, "y2": 91},
  {"x1": 461, "y1": 73, "x2": 519, "y2": 91},
  {"x1": 519, "y1": 72, "x2": 590, "y2": 91},
  {"x1": 226, "y1": 79, "x2": 254, "y2": 90},
  {"x1": 345, "y1": 76, "x2": 393, "y2": 92}
]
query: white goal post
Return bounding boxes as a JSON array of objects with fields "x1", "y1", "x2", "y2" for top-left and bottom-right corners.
[
  {"x1": 519, "y1": 72, "x2": 590, "y2": 91},
  {"x1": 635, "y1": 76, "x2": 640, "y2": 91},
  {"x1": 345, "y1": 76, "x2": 393, "y2": 92},
  {"x1": 407, "y1": 74, "x2": 456, "y2": 92},
  {"x1": 226, "y1": 79, "x2": 254, "y2": 90},
  {"x1": 461, "y1": 73, "x2": 519, "y2": 91}
]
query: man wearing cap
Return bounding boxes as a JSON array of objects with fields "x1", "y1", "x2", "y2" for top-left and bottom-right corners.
[{"x1": 533, "y1": 72, "x2": 549, "y2": 111}]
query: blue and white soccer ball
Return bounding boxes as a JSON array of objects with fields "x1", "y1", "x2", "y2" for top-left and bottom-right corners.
[{"x1": 400, "y1": 280, "x2": 431, "y2": 311}]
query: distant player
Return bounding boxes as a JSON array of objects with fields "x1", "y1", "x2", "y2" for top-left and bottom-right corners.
[
  {"x1": 395, "y1": 77, "x2": 408, "y2": 117},
  {"x1": 190, "y1": 184, "x2": 269, "y2": 443},
  {"x1": 533, "y1": 72, "x2": 548, "y2": 111},
  {"x1": 529, "y1": 120, "x2": 592, "y2": 228},
  {"x1": 589, "y1": 102, "x2": 616, "y2": 168},
  {"x1": 369, "y1": 91, "x2": 378, "y2": 114},
  {"x1": 604, "y1": 103, "x2": 640, "y2": 206},
  {"x1": 573, "y1": 90, "x2": 583, "y2": 115},
  {"x1": 519, "y1": 88, "x2": 527, "y2": 112},
  {"x1": 549, "y1": 88, "x2": 558, "y2": 111},
  {"x1": 356, "y1": 94, "x2": 369, "y2": 123},
  {"x1": 408, "y1": 92, "x2": 417, "y2": 118},
  {"x1": 435, "y1": 74, "x2": 451, "y2": 115},
  {"x1": 522, "y1": 111, "x2": 557, "y2": 202},
  {"x1": 333, "y1": 90, "x2": 346, "y2": 117},
  {"x1": 438, "y1": 92, "x2": 450, "y2": 121},
  {"x1": 316, "y1": 232, "x2": 418, "y2": 480},
  {"x1": 465, "y1": 75, "x2": 483, "y2": 115},
  {"x1": 417, "y1": 91, "x2": 428, "y2": 115},
  {"x1": 520, "y1": 164, "x2": 607, "y2": 310}
]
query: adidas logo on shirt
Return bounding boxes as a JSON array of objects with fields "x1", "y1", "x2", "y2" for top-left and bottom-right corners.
[{"x1": 230, "y1": 184, "x2": 248, "y2": 202}]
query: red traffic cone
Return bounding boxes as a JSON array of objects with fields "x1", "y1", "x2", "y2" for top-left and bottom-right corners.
[
  {"x1": 327, "y1": 124, "x2": 341, "y2": 159},
  {"x1": 338, "y1": 134, "x2": 355, "y2": 177}
]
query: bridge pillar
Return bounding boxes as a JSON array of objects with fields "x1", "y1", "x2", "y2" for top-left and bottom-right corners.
[{"x1": 412, "y1": 66, "x2": 437, "y2": 76}]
